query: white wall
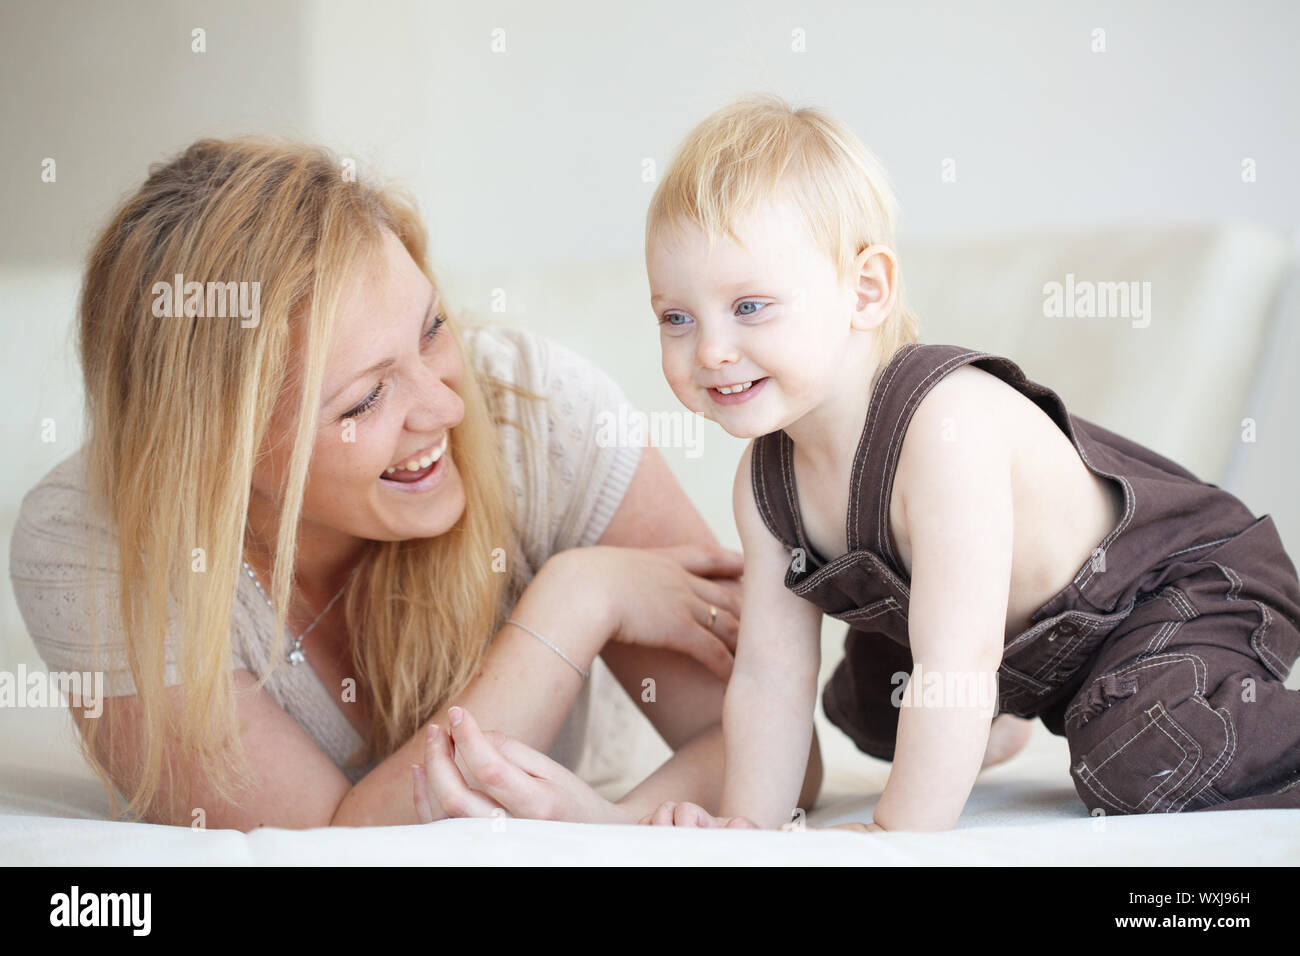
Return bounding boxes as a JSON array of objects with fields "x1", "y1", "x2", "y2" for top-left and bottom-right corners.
[{"x1": 300, "y1": 0, "x2": 1300, "y2": 273}]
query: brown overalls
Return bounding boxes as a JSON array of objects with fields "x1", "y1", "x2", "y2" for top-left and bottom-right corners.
[{"x1": 751, "y1": 343, "x2": 1300, "y2": 815}]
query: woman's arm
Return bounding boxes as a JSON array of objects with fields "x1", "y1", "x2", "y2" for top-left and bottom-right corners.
[
  {"x1": 86, "y1": 549, "x2": 620, "y2": 831},
  {"x1": 331, "y1": 551, "x2": 613, "y2": 827},
  {"x1": 594, "y1": 447, "x2": 824, "y2": 815}
]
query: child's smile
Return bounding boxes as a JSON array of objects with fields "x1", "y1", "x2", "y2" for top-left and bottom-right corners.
[{"x1": 706, "y1": 375, "x2": 771, "y2": 405}]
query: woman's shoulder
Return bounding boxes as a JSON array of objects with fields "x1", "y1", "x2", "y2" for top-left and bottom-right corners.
[
  {"x1": 461, "y1": 321, "x2": 614, "y2": 400},
  {"x1": 10, "y1": 446, "x2": 104, "y2": 567},
  {"x1": 462, "y1": 320, "x2": 642, "y2": 555}
]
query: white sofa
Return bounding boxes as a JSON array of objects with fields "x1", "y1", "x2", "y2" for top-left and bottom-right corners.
[{"x1": 3, "y1": 220, "x2": 1299, "y2": 864}]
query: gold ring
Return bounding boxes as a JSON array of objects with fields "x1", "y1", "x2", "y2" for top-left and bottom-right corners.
[{"x1": 708, "y1": 605, "x2": 718, "y2": 630}]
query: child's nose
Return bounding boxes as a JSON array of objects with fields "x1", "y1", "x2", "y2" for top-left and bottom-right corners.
[{"x1": 694, "y1": 324, "x2": 739, "y2": 369}]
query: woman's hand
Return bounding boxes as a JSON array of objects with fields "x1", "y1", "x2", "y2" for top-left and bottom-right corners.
[
  {"x1": 636, "y1": 800, "x2": 759, "y2": 829},
  {"x1": 566, "y1": 544, "x2": 743, "y2": 682},
  {"x1": 411, "y1": 706, "x2": 637, "y2": 826}
]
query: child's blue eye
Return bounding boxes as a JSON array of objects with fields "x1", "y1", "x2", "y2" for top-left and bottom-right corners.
[
  {"x1": 660, "y1": 312, "x2": 691, "y2": 327},
  {"x1": 736, "y1": 301, "x2": 764, "y2": 316}
]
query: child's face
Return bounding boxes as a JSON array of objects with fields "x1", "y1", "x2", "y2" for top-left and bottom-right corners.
[{"x1": 648, "y1": 196, "x2": 873, "y2": 439}]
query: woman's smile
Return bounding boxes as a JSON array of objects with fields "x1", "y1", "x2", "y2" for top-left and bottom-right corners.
[
  {"x1": 384, "y1": 431, "x2": 450, "y2": 475},
  {"x1": 380, "y1": 431, "x2": 452, "y2": 492}
]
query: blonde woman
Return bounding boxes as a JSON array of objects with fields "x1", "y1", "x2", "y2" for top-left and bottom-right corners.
[{"x1": 9, "y1": 138, "x2": 824, "y2": 830}]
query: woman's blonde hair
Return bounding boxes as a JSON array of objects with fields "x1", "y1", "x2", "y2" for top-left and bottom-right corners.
[
  {"x1": 645, "y1": 93, "x2": 921, "y2": 361},
  {"x1": 76, "y1": 137, "x2": 541, "y2": 825}
]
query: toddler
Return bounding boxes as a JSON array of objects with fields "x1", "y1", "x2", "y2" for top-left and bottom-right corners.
[{"x1": 642, "y1": 94, "x2": 1300, "y2": 831}]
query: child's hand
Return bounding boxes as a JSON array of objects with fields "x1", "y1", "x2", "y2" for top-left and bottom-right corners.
[
  {"x1": 636, "y1": 800, "x2": 759, "y2": 829},
  {"x1": 814, "y1": 821, "x2": 886, "y2": 834}
]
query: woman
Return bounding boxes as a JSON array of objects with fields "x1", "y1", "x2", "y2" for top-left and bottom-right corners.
[{"x1": 9, "y1": 138, "x2": 824, "y2": 830}]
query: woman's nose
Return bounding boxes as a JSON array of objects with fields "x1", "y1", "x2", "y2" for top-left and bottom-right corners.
[{"x1": 406, "y1": 363, "x2": 463, "y2": 432}]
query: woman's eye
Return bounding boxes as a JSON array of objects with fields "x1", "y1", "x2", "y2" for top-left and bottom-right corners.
[
  {"x1": 342, "y1": 381, "x2": 385, "y2": 420},
  {"x1": 736, "y1": 300, "x2": 764, "y2": 316},
  {"x1": 422, "y1": 313, "x2": 446, "y2": 344}
]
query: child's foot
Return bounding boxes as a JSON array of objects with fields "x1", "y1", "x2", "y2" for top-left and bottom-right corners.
[{"x1": 981, "y1": 714, "x2": 1034, "y2": 769}]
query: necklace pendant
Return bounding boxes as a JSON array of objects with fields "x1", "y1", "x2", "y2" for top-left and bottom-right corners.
[{"x1": 288, "y1": 646, "x2": 306, "y2": 666}]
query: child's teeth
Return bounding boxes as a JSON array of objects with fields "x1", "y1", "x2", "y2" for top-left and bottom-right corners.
[{"x1": 717, "y1": 381, "x2": 754, "y2": 394}]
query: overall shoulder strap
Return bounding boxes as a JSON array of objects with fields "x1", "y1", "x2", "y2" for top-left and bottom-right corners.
[
  {"x1": 749, "y1": 432, "x2": 801, "y2": 551},
  {"x1": 848, "y1": 343, "x2": 990, "y2": 571}
]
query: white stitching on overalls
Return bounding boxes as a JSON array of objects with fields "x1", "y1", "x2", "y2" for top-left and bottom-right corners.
[
  {"x1": 1069, "y1": 652, "x2": 1236, "y2": 812},
  {"x1": 1164, "y1": 536, "x2": 1234, "y2": 560},
  {"x1": 877, "y1": 351, "x2": 975, "y2": 564},
  {"x1": 832, "y1": 598, "x2": 902, "y2": 625},
  {"x1": 1075, "y1": 702, "x2": 1198, "y2": 812},
  {"x1": 1065, "y1": 652, "x2": 1207, "y2": 727},
  {"x1": 852, "y1": 342, "x2": 919, "y2": 551},
  {"x1": 1216, "y1": 561, "x2": 1244, "y2": 600},
  {"x1": 1251, "y1": 601, "x2": 1282, "y2": 676},
  {"x1": 1173, "y1": 694, "x2": 1235, "y2": 811},
  {"x1": 1073, "y1": 705, "x2": 1179, "y2": 811},
  {"x1": 752, "y1": 435, "x2": 795, "y2": 551},
  {"x1": 1143, "y1": 619, "x2": 1178, "y2": 656},
  {"x1": 778, "y1": 432, "x2": 811, "y2": 559},
  {"x1": 1151, "y1": 619, "x2": 1185, "y2": 655},
  {"x1": 1141, "y1": 706, "x2": 1202, "y2": 808},
  {"x1": 1164, "y1": 587, "x2": 1197, "y2": 621},
  {"x1": 1210, "y1": 557, "x2": 1288, "y2": 677}
]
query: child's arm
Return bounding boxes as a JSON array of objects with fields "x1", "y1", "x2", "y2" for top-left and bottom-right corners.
[
  {"x1": 870, "y1": 374, "x2": 1013, "y2": 831},
  {"x1": 718, "y1": 443, "x2": 825, "y2": 829}
]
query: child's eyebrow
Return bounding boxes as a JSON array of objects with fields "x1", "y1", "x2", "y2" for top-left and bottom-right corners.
[{"x1": 651, "y1": 279, "x2": 767, "y2": 307}]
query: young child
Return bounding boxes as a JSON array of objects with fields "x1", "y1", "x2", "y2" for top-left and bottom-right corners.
[{"x1": 641, "y1": 94, "x2": 1300, "y2": 831}]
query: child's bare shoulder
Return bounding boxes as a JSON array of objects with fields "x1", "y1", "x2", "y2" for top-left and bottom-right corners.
[
  {"x1": 732, "y1": 441, "x2": 789, "y2": 562},
  {"x1": 894, "y1": 364, "x2": 1024, "y2": 491}
]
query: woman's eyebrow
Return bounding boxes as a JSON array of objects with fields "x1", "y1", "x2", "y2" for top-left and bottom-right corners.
[{"x1": 323, "y1": 293, "x2": 439, "y2": 405}]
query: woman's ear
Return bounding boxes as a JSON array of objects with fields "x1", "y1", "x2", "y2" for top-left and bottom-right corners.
[{"x1": 849, "y1": 244, "x2": 899, "y2": 331}]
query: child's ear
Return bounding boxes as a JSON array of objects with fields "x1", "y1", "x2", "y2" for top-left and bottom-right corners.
[{"x1": 849, "y1": 244, "x2": 898, "y2": 331}]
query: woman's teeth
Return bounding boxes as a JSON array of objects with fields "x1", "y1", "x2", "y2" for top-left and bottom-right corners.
[
  {"x1": 715, "y1": 381, "x2": 754, "y2": 394},
  {"x1": 385, "y1": 433, "x2": 449, "y2": 475}
]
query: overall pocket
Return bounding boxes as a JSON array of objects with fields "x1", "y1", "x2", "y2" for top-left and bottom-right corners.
[{"x1": 1067, "y1": 654, "x2": 1233, "y2": 814}]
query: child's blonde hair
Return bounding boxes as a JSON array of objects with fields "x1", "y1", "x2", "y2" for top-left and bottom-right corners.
[{"x1": 646, "y1": 93, "x2": 920, "y2": 361}]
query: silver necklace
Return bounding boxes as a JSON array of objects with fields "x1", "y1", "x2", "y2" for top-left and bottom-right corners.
[{"x1": 242, "y1": 559, "x2": 352, "y2": 665}]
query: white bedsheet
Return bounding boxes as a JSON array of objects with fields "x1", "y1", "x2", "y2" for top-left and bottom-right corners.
[{"x1": 3, "y1": 702, "x2": 1296, "y2": 865}]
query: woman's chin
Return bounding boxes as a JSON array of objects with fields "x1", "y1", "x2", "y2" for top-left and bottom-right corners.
[{"x1": 373, "y1": 466, "x2": 467, "y2": 540}]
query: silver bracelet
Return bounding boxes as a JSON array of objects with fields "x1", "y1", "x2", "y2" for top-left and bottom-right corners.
[{"x1": 504, "y1": 619, "x2": 590, "y2": 680}]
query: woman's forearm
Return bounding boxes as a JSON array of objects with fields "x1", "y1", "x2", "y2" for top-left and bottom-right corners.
[{"x1": 330, "y1": 553, "x2": 612, "y2": 827}]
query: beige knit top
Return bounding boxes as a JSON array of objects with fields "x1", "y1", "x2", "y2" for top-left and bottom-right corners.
[{"x1": 8, "y1": 323, "x2": 643, "y2": 785}]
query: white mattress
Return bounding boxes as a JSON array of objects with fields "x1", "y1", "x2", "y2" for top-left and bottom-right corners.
[{"x1": 3, "y1": 701, "x2": 1297, "y2": 865}]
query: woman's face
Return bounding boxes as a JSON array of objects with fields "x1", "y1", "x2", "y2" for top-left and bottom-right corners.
[{"x1": 251, "y1": 227, "x2": 467, "y2": 548}]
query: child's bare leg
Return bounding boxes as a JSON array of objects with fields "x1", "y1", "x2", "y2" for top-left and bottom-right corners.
[{"x1": 981, "y1": 714, "x2": 1034, "y2": 769}]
